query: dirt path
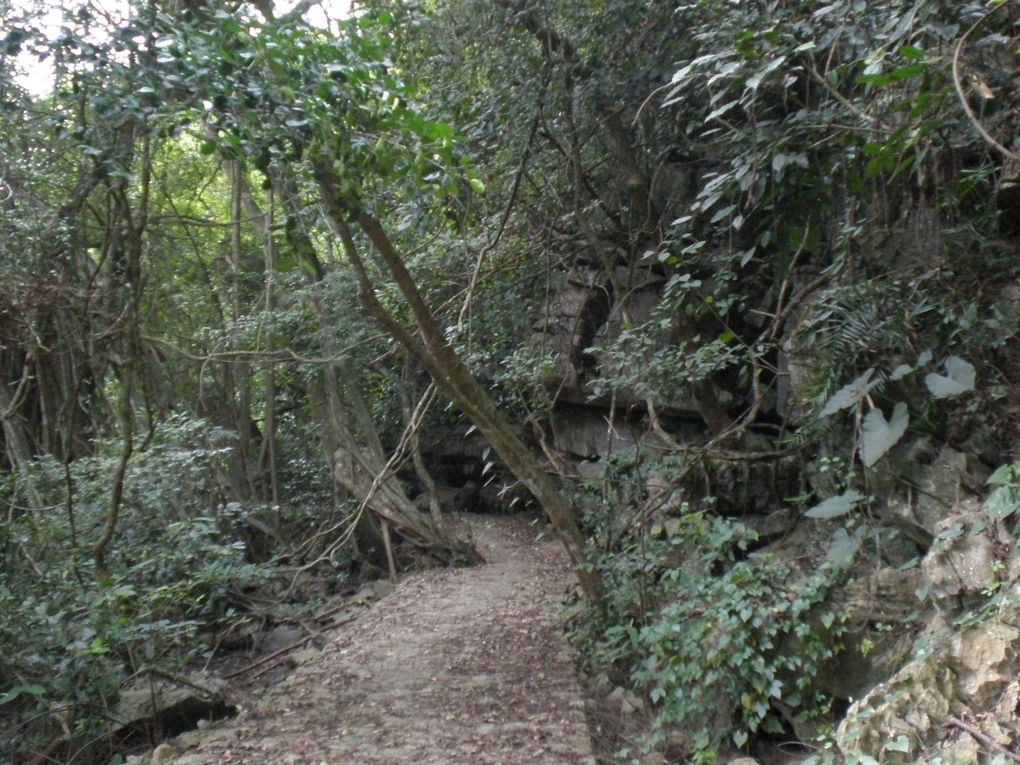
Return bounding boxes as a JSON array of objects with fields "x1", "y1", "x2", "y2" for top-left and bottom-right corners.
[{"x1": 162, "y1": 515, "x2": 595, "y2": 765}]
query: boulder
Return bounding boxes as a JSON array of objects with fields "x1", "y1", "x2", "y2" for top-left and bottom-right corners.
[
  {"x1": 113, "y1": 673, "x2": 234, "y2": 741},
  {"x1": 910, "y1": 447, "x2": 989, "y2": 534},
  {"x1": 741, "y1": 507, "x2": 798, "y2": 542},
  {"x1": 550, "y1": 406, "x2": 638, "y2": 459},
  {"x1": 948, "y1": 621, "x2": 1020, "y2": 709},
  {"x1": 530, "y1": 268, "x2": 611, "y2": 403},
  {"x1": 258, "y1": 624, "x2": 305, "y2": 655},
  {"x1": 835, "y1": 657, "x2": 952, "y2": 764},
  {"x1": 836, "y1": 585, "x2": 1020, "y2": 763},
  {"x1": 921, "y1": 510, "x2": 1002, "y2": 614}
]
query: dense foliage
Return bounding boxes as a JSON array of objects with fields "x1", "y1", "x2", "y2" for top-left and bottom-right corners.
[{"x1": 2, "y1": 0, "x2": 1020, "y2": 761}]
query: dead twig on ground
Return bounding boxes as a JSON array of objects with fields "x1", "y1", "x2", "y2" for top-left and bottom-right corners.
[
  {"x1": 947, "y1": 715, "x2": 1020, "y2": 764},
  {"x1": 223, "y1": 609, "x2": 361, "y2": 680}
]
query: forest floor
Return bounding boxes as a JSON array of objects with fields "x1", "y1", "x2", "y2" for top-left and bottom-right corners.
[{"x1": 156, "y1": 514, "x2": 597, "y2": 765}]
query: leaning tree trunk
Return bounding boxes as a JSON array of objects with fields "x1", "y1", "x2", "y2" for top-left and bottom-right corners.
[
  {"x1": 315, "y1": 164, "x2": 603, "y2": 604},
  {"x1": 224, "y1": 165, "x2": 479, "y2": 564}
]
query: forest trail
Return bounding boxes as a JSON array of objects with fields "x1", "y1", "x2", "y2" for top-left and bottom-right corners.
[{"x1": 161, "y1": 515, "x2": 596, "y2": 765}]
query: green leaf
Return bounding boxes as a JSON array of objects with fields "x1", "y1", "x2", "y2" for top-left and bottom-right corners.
[
  {"x1": 924, "y1": 356, "x2": 975, "y2": 398},
  {"x1": 891, "y1": 349, "x2": 933, "y2": 381},
  {"x1": 860, "y1": 64, "x2": 926, "y2": 86},
  {"x1": 826, "y1": 526, "x2": 865, "y2": 568},
  {"x1": 935, "y1": 523, "x2": 964, "y2": 546},
  {"x1": 885, "y1": 735, "x2": 911, "y2": 753},
  {"x1": 820, "y1": 369, "x2": 877, "y2": 417},
  {"x1": 468, "y1": 177, "x2": 485, "y2": 194},
  {"x1": 0, "y1": 684, "x2": 46, "y2": 705},
  {"x1": 889, "y1": 364, "x2": 913, "y2": 380},
  {"x1": 985, "y1": 486, "x2": 1020, "y2": 521},
  {"x1": 860, "y1": 402, "x2": 909, "y2": 467},
  {"x1": 805, "y1": 490, "x2": 866, "y2": 520},
  {"x1": 983, "y1": 465, "x2": 1015, "y2": 487}
]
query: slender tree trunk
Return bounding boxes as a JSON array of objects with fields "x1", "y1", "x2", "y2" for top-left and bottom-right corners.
[
  {"x1": 93, "y1": 139, "x2": 150, "y2": 576},
  {"x1": 93, "y1": 371, "x2": 133, "y2": 577},
  {"x1": 226, "y1": 160, "x2": 257, "y2": 500},
  {"x1": 0, "y1": 377, "x2": 45, "y2": 518},
  {"x1": 263, "y1": 186, "x2": 280, "y2": 508},
  {"x1": 397, "y1": 359, "x2": 445, "y2": 530}
]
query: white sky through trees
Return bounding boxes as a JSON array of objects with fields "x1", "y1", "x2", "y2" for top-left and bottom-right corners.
[{"x1": 10, "y1": 0, "x2": 353, "y2": 96}]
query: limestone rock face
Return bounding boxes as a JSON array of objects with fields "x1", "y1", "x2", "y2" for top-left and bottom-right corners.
[
  {"x1": 921, "y1": 510, "x2": 1001, "y2": 613},
  {"x1": 530, "y1": 268, "x2": 611, "y2": 404},
  {"x1": 836, "y1": 590, "x2": 1020, "y2": 764},
  {"x1": 530, "y1": 265, "x2": 705, "y2": 414},
  {"x1": 910, "y1": 447, "x2": 989, "y2": 533},
  {"x1": 816, "y1": 567, "x2": 921, "y2": 701},
  {"x1": 835, "y1": 658, "x2": 952, "y2": 764},
  {"x1": 948, "y1": 621, "x2": 1020, "y2": 709}
]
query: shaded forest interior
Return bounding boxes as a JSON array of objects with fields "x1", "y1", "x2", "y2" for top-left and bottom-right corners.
[{"x1": 4, "y1": 1, "x2": 1020, "y2": 763}]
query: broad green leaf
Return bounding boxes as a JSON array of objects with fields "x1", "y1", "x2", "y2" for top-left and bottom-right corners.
[
  {"x1": 924, "y1": 356, "x2": 975, "y2": 398},
  {"x1": 820, "y1": 368, "x2": 877, "y2": 416},
  {"x1": 860, "y1": 64, "x2": 926, "y2": 87},
  {"x1": 933, "y1": 524, "x2": 964, "y2": 551},
  {"x1": 860, "y1": 402, "x2": 909, "y2": 467},
  {"x1": 0, "y1": 684, "x2": 46, "y2": 705},
  {"x1": 885, "y1": 735, "x2": 911, "y2": 753},
  {"x1": 761, "y1": 713, "x2": 785, "y2": 733},
  {"x1": 890, "y1": 349, "x2": 933, "y2": 380},
  {"x1": 745, "y1": 55, "x2": 787, "y2": 91},
  {"x1": 826, "y1": 526, "x2": 865, "y2": 568},
  {"x1": 805, "y1": 490, "x2": 866, "y2": 519},
  {"x1": 987, "y1": 464, "x2": 1018, "y2": 486},
  {"x1": 985, "y1": 485, "x2": 1020, "y2": 521},
  {"x1": 889, "y1": 363, "x2": 913, "y2": 381}
]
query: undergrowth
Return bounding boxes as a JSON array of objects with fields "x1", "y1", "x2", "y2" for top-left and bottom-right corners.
[
  {"x1": 570, "y1": 457, "x2": 850, "y2": 763},
  {"x1": 0, "y1": 416, "x2": 269, "y2": 763}
]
